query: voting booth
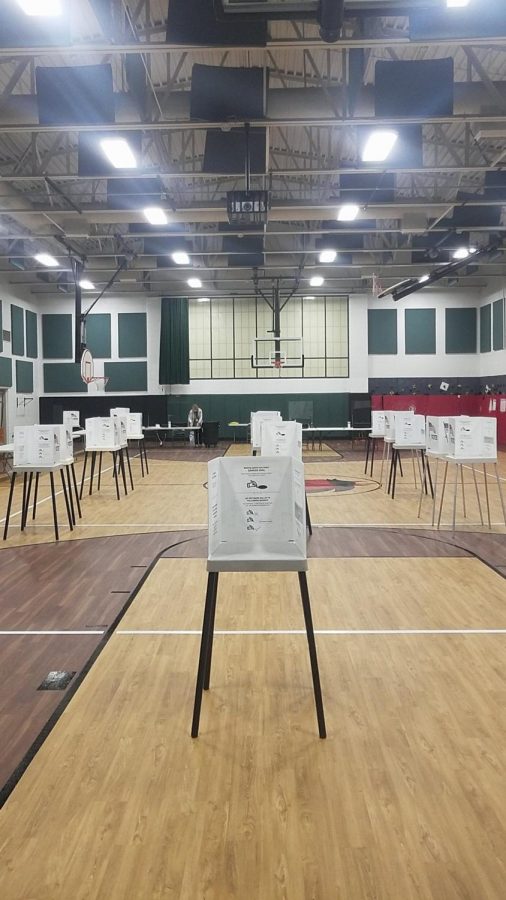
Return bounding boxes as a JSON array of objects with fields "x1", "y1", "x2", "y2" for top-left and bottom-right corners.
[
  {"x1": 63, "y1": 410, "x2": 80, "y2": 430},
  {"x1": 82, "y1": 418, "x2": 132, "y2": 501},
  {"x1": 371, "y1": 411, "x2": 386, "y2": 436},
  {"x1": 250, "y1": 410, "x2": 282, "y2": 452},
  {"x1": 191, "y1": 455, "x2": 326, "y2": 740},
  {"x1": 14, "y1": 424, "x2": 73, "y2": 467},
  {"x1": 447, "y1": 417, "x2": 497, "y2": 459},
  {"x1": 426, "y1": 416, "x2": 450, "y2": 455},
  {"x1": 394, "y1": 413, "x2": 425, "y2": 446},
  {"x1": 85, "y1": 417, "x2": 121, "y2": 449},
  {"x1": 126, "y1": 413, "x2": 143, "y2": 438},
  {"x1": 260, "y1": 420, "x2": 302, "y2": 459}
]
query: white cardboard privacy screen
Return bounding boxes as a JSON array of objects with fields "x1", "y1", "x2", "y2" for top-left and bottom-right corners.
[
  {"x1": 250, "y1": 410, "x2": 282, "y2": 449},
  {"x1": 13, "y1": 424, "x2": 73, "y2": 467},
  {"x1": 85, "y1": 416, "x2": 122, "y2": 449},
  {"x1": 371, "y1": 411, "x2": 386, "y2": 436},
  {"x1": 208, "y1": 456, "x2": 307, "y2": 572},
  {"x1": 261, "y1": 420, "x2": 302, "y2": 459},
  {"x1": 63, "y1": 410, "x2": 80, "y2": 429},
  {"x1": 447, "y1": 417, "x2": 497, "y2": 459},
  {"x1": 394, "y1": 413, "x2": 425, "y2": 446},
  {"x1": 426, "y1": 416, "x2": 450, "y2": 454}
]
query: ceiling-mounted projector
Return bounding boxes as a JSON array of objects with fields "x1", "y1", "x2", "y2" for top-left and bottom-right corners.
[{"x1": 218, "y1": 0, "x2": 344, "y2": 43}]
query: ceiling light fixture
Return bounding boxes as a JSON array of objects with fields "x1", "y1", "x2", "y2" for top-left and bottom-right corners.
[
  {"x1": 172, "y1": 251, "x2": 190, "y2": 266},
  {"x1": 303, "y1": 296, "x2": 315, "y2": 300},
  {"x1": 197, "y1": 297, "x2": 210, "y2": 303},
  {"x1": 143, "y1": 207, "x2": 168, "y2": 226},
  {"x1": 310, "y1": 276, "x2": 324, "y2": 287},
  {"x1": 188, "y1": 277, "x2": 202, "y2": 289},
  {"x1": 362, "y1": 130, "x2": 398, "y2": 163},
  {"x1": 17, "y1": 0, "x2": 62, "y2": 14},
  {"x1": 34, "y1": 253, "x2": 58, "y2": 267},
  {"x1": 452, "y1": 246, "x2": 476, "y2": 260},
  {"x1": 79, "y1": 279, "x2": 95, "y2": 290},
  {"x1": 318, "y1": 249, "x2": 337, "y2": 264},
  {"x1": 337, "y1": 204, "x2": 360, "y2": 222},
  {"x1": 419, "y1": 274, "x2": 430, "y2": 283},
  {"x1": 100, "y1": 138, "x2": 137, "y2": 169},
  {"x1": 446, "y1": 0, "x2": 469, "y2": 7}
]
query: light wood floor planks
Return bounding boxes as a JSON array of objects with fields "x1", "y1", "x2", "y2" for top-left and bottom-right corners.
[{"x1": 1, "y1": 557, "x2": 506, "y2": 899}]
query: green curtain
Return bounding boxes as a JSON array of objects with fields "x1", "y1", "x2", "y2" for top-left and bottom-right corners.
[{"x1": 159, "y1": 297, "x2": 190, "y2": 384}]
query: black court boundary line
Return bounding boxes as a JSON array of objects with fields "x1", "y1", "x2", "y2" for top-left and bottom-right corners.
[{"x1": 0, "y1": 533, "x2": 201, "y2": 810}]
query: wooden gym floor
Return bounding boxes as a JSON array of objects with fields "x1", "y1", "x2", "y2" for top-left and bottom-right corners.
[{"x1": 0, "y1": 441, "x2": 505, "y2": 898}]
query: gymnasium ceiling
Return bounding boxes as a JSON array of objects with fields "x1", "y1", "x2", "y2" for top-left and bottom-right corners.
[{"x1": 0, "y1": 0, "x2": 506, "y2": 300}]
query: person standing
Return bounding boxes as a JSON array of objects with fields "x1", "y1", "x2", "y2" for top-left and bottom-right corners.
[{"x1": 188, "y1": 403, "x2": 203, "y2": 446}]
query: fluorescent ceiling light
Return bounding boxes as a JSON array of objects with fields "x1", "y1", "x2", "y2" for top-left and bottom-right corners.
[
  {"x1": 100, "y1": 138, "x2": 137, "y2": 169},
  {"x1": 143, "y1": 207, "x2": 168, "y2": 226},
  {"x1": 318, "y1": 249, "x2": 337, "y2": 264},
  {"x1": 34, "y1": 253, "x2": 58, "y2": 267},
  {"x1": 188, "y1": 277, "x2": 202, "y2": 289},
  {"x1": 303, "y1": 296, "x2": 315, "y2": 300},
  {"x1": 337, "y1": 204, "x2": 359, "y2": 222},
  {"x1": 452, "y1": 246, "x2": 476, "y2": 260},
  {"x1": 197, "y1": 297, "x2": 210, "y2": 303},
  {"x1": 79, "y1": 279, "x2": 95, "y2": 290},
  {"x1": 419, "y1": 274, "x2": 430, "y2": 283},
  {"x1": 362, "y1": 130, "x2": 398, "y2": 163},
  {"x1": 447, "y1": 0, "x2": 469, "y2": 7},
  {"x1": 17, "y1": 0, "x2": 62, "y2": 14},
  {"x1": 310, "y1": 276, "x2": 324, "y2": 287},
  {"x1": 172, "y1": 251, "x2": 190, "y2": 265}
]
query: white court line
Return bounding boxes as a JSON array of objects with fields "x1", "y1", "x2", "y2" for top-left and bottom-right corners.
[
  {"x1": 0, "y1": 630, "x2": 105, "y2": 635},
  {"x1": 116, "y1": 628, "x2": 506, "y2": 636}
]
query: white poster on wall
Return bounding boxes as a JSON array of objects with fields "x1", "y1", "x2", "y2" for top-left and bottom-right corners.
[
  {"x1": 261, "y1": 421, "x2": 302, "y2": 459},
  {"x1": 250, "y1": 410, "x2": 282, "y2": 449},
  {"x1": 208, "y1": 456, "x2": 307, "y2": 571}
]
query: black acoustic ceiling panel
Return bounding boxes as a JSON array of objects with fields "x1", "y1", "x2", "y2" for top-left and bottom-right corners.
[
  {"x1": 410, "y1": 5, "x2": 506, "y2": 40},
  {"x1": 485, "y1": 171, "x2": 506, "y2": 200},
  {"x1": 107, "y1": 177, "x2": 163, "y2": 210},
  {"x1": 450, "y1": 205, "x2": 501, "y2": 229},
  {"x1": 223, "y1": 235, "x2": 265, "y2": 268},
  {"x1": 339, "y1": 174, "x2": 395, "y2": 205},
  {"x1": 375, "y1": 58, "x2": 454, "y2": 118},
  {"x1": 320, "y1": 229, "x2": 365, "y2": 251},
  {"x1": 166, "y1": 0, "x2": 267, "y2": 46},
  {"x1": 150, "y1": 237, "x2": 193, "y2": 266},
  {"x1": 0, "y1": 8, "x2": 70, "y2": 47},
  {"x1": 36, "y1": 65, "x2": 115, "y2": 125},
  {"x1": 203, "y1": 128, "x2": 267, "y2": 174},
  {"x1": 190, "y1": 64, "x2": 267, "y2": 121},
  {"x1": 78, "y1": 132, "x2": 142, "y2": 176}
]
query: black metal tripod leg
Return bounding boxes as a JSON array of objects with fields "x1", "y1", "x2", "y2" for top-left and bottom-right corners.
[
  {"x1": 97, "y1": 452, "x2": 103, "y2": 491},
  {"x1": 3, "y1": 470, "x2": 17, "y2": 540},
  {"x1": 203, "y1": 572, "x2": 219, "y2": 690},
  {"x1": 23, "y1": 472, "x2": 34, "y2": 530},
  {"x1": 139, "y1": 440, "x2": 145, "y2": 477},
  {"x1": 65, "y1": 465, "x2": 76, "y2": 525},
  {"x1": 60, "y1": 468, "x2": 74, "y2": 530},
  {"x1": 88, "y1": 452, "x2": 97, "y2": 496},
  {"x1": 391, "y1": 449, "x2": 399, "y2": 500},
  {"x1": 20, "y1": 472, "x2": 28, "y2": 530},
  {"x1": 112, "y1": 452, "x2": 121, "y2": 500},
  {"x1": 191, "y1": 572, "x2": 219, "y2": 738},
  {"x1": 119, "y1": 448, "x2": 128, "y2": 495},
  {"x1": 143, "y1": 440, "x2": 149, "y2": 475},
  {"x1": 426, "y1": 456, "x2": 434, "y2": 499},
  {"x1": 49, "y1": 471, "x2": 59, "y2": 541},
  {"x1": 364, "y1": 436, "x2": 370, "y2": 475},
  {"x1": 305, "y1": 494, "x2": 313, "y2": 536},
  {"x1": 298, "y1": 571, "x2": 326, "y2": 739}
]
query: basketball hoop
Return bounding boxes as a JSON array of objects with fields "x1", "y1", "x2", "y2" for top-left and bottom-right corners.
[
  {"x1": 273, "y1": 358, "x2": 283, "y2": 369},
  {"x1": 80, "y1": 348, "x2": 94, "y2": 384},
  {"x1": 270, "y1": 350, "x2": 287, "y2": 370}
]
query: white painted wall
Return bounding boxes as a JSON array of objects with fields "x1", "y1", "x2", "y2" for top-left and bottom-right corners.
[
  {"x1": 367, "y1": 288, "x2": 481, "y2": 380},
  {"x1": 478, "y1": 277, "x2": 506, "y2": 380},
  {"x1": 0, "y1": 284, "x2": 41, "y2": 441}
]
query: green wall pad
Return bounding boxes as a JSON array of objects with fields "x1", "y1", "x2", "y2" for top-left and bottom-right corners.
[
  {"x1": 404, "y1": 308, "x2": 436, "y2": 355},
  {"x1": 480, "y1": 304, "x2": 492, "y2": 353},
  {"x1": 0, "y1": 301, "x2": 3, "y2": 353},
  {"x1": 165, "y1": 392, "x2": 351, "y2": 439},
  {"x1": 368, "y1": 309, "x2": 397, "y2": 354},
  {"x1": 104, "y1": 362, "x2": 148, "y2": 392},
  {"x1": 445, "y1": 308, "x2": 477, "y2": 354},
  {"x1": 26, "y1": 309, "x2": 38, "y2": 359},
  {"x1": 44, "y1": 363, "x2": 87, "y2": 393},
  {"x1": 493, "y1": 298, "x2": 504, "y2": 351},
  {"x1": 86, "y1": 313, "x2": 112, "y2": 358},
  {"x1": 42, "y1": 314, "x2": 73, "y2": 359},
  {"x1": 118, "y1": 313, "x2": 147, "y2": 358},
  {"x1": 0, "y1": 356, "x2": 13, "y2": 388},
  {"x1": 11, "y1": 304, "x2": 25, "y2": 356},
  {"x1": 16, "y1": 360, "x2": 33, "y2": 393}
]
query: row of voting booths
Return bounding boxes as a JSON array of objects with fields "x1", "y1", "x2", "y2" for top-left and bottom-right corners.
[
  {"x1": 366, "y1": 409, "x2": 504, "y2": 530},
  {"x1": 192, "y1": 409, "x2": 326, "y2": 739}
]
